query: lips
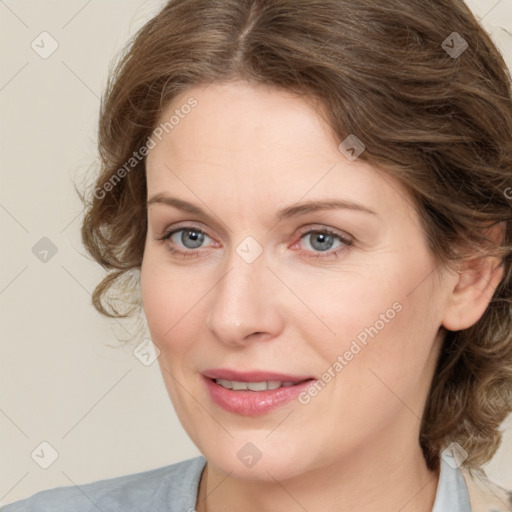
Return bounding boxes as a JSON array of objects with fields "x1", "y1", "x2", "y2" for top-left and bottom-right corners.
[{"x1": 202, "y1": 368, "x2": 316, "y2": 416}]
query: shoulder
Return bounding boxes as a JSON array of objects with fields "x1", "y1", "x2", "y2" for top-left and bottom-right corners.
[
  {"x1": 1, "y1": 456, "x2": 206, "y2": 512},
  {"x1": 462, "y1": 468, "x2": 512, "y2": 512}
]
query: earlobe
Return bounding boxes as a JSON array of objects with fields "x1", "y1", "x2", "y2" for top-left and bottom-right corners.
[{"x1": 441, "y1": 223, "x2": 506, "y2": 332}]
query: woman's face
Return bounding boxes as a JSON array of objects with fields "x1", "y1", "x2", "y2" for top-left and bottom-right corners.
[{"x1": 141, "y1": 80, "x2": 455, "y2": 480}]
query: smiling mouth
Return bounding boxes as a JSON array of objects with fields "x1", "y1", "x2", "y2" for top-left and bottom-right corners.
[{"x1": 203, "y1": 375, "x2": 317, "y2": 416}]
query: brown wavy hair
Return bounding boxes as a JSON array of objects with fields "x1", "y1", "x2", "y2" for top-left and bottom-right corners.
[{"x1": 81, "y1": 0, "x2": 512, "y2": 473}]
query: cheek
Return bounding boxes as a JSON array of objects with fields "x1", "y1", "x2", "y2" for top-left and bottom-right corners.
[
  {"x1": 299, "y1": 260, "x2": 439, "y2": 387},
  {"x1": 289, "y1": 265, "x2": 404, "y2": 348},
  {"x1": 140, "y1": 253, "x2": 195, "y2": 355},
  {"x1": 140, "y1": 260, "x2": 165, "y2": 339}
]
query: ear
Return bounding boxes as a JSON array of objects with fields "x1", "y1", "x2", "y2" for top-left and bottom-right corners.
[{"x1": 441, "y1": 222, "x2": 505, "y2": 332}]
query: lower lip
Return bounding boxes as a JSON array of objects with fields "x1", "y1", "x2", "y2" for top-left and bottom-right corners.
[{"x1": 203, "y1": 376, "x2": 315, "y2": 416}]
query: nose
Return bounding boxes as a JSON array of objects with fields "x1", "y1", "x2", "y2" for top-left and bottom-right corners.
[{"x1": 205, "y1": 251, "x2": 283, "y2": 347}]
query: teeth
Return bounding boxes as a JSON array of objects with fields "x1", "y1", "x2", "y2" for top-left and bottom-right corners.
[
  {"x1": 215, "y1": 379, "x2": 298, "y2": 391},
  {"x1": 247, "y1": 381, "x2": 268, "y2": 391},
  {"x1": 216, "y1": 379, "x2": 234, "y2": 389}
]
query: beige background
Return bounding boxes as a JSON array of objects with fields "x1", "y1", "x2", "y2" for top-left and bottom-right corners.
[{"x1": 1, "y1": 0, "x2": 511, "y2": 505}]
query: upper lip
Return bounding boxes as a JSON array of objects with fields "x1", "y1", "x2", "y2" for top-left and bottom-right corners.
[{"x1": 202, "y1": 368, "x2": 314, "y2": 382}]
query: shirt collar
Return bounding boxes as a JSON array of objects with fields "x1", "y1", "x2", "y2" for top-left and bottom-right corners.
[{"x1": 432, "y1": 455, "x2": 472, "y2": 512}]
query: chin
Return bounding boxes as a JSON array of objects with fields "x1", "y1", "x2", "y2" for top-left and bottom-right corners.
[{"x1": 196, "y1": 433, "x2": 317, "y2": 482}]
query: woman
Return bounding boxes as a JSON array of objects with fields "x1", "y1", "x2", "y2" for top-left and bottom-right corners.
[{"x1": 3, "y1": 0, "x2": 512, "y2": 510}]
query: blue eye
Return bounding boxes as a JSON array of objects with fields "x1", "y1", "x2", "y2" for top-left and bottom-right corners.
[
  {"x1": 159, "y1": 227, "x2": 211, "y2": 253},
  {"x1": 298, "y1": 229, "x2": 352, "y2": 258},
  {"x1": 302, "y1": 231, "x2": 340, "y2": 252},
  {"x1": 158, "y1": 225, "x2": 352, "y2": 259}
]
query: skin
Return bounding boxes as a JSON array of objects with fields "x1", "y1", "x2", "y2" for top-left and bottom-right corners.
[{"x1": 140, "y1": 80, "x2": 503, "y2": 512}]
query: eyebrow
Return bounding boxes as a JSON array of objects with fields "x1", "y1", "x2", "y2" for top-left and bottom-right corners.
[{"x1": 147, "y1": 194, "x2": 378, "y2": 224}]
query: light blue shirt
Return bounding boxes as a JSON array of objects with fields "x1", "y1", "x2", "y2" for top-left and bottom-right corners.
[{"x1": 1, "y1": 455, "x2": 471, "y2": 511}]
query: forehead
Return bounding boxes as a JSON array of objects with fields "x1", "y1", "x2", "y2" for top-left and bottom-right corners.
[
  {"x1": 145, "y1": 81, "x2": 417, "y2": 223},
  {"x1": 150, "y1": 81, "x2": 335, "y2": 161}
]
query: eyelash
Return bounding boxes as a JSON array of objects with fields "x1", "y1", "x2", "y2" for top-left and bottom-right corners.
[{"x1": 157, "y1": 224, "x2": 353, "y2": 260}]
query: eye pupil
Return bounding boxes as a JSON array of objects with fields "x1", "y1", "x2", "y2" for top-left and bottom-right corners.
[
  {"x1": 182, "y1": 229, "x2": 204, "y2": 249},
  {"x1": 310, "y1": 232, "x2": 334, "y2": 252}
]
